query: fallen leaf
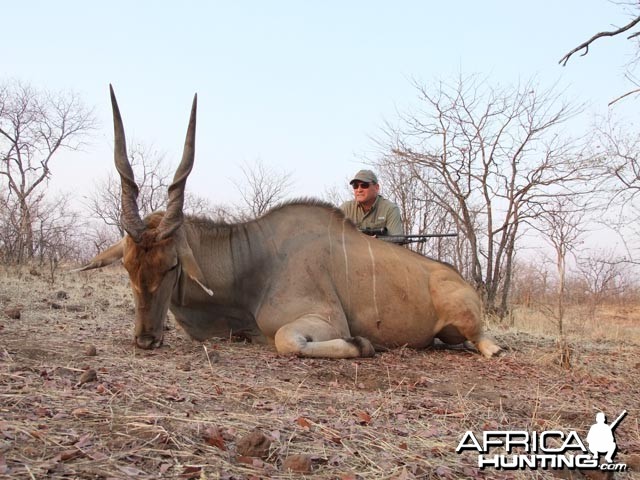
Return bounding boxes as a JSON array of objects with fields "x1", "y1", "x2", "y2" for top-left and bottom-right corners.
[
  {"x1": 34, "y1": 407, "x2": 52, "y2": 418},
  {"x1": 88, "y1": 451, "x2": 109, "y2": 461},
  {"x1": 434, "y1": 466, "x2": 452, "y2": 478},
  {"x1": 295, "y1": 417, "x2": 312, "y2": 429},
  {"x1": 282, "y1": 454, "x2": 312, "y2": 473},
  {"x1": 164, "y1": 387, "x2": 185, "y2": 402},
  {"x1": 236, "y1": 430, "x2": 271, "y2": 459},
  {"x1": 203, "y1": 426, "x2": 226, "y2": 451},
  {"x1": 59, "y1": 449, "x2": 83, "y2": 462},
  {"x1": 181, "y1": 466, "x2": 201, "y2": 479},
  {"x1": 71, "y1": 408, "x2": 90, "y2": 417},
  {"x1": 74, "y1": 433, "x2": 92, "y2": 449},
  {"x1": 356, "y1": 410, "x2": 372, "y2": 425}
]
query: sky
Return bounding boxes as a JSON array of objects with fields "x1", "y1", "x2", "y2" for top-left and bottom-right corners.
[{"x1": 4, "y1": 1, "x2": 640, "y2": 212}]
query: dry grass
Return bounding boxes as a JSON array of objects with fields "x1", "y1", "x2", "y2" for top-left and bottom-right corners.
[
  {"x1": 509, "y1": 304, "x2": 640, "y2": 345},
  {"x1": 0, "y1": 265, "x2": 639, "y2": 479}
]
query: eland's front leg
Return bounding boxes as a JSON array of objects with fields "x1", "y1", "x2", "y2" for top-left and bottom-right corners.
[{"x1": 274, "y1": 314, "x2": 375, "y2": 358}]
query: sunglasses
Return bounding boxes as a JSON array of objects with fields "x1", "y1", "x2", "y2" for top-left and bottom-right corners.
[{"x1": 352, "y1": 182, "x2": 371, "y2": 189}]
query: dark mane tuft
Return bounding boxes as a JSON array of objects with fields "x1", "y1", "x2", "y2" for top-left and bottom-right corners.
[{"x1": 268, "y1": 197, "x2": 345, "y2": 217}]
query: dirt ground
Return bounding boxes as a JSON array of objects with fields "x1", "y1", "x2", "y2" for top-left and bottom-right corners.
[{"x1": 0, "y1": 266, "x2": 639, "y2": 479}]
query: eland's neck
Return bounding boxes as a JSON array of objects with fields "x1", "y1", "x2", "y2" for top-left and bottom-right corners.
[{"x1": 184, "y1": 218, "x2": 273, "y2": 309}]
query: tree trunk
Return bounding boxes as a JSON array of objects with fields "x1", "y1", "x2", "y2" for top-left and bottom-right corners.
[{"x1": 18, "y1": 200, "x2": 34, "y2": 263}]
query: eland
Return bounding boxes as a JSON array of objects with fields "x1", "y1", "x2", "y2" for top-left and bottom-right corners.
[{"x1": 78, "y1": 86, "x2": 500, "y2": 358}]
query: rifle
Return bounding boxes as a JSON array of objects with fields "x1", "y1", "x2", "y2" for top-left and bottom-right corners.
[
  {"x1": 610, "y1": 410, "x2": 627, "y2": 431},
  {"x1": 359, "y1": 227, "x2": 458, "y2": 245}
]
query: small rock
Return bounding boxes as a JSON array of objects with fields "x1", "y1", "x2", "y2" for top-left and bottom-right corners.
[
  {"x1": 204, "y1": 350, "x2": 220, "y2": 364},
  {"x1": 76, "y1": 369, "x2": 98, "y2": 387},
  {"x1": 236, "y1": 430, "x2": 271, "y2": 459},
  {"x1": 177, "y1": 362, "x2": 192, "y2": 372},
  {"x1": 56, "y1": 290, "x2": 69, "y2": 300},
  {"x1": 282, "y1": 454, "x2": 312, "y2": 473},
  {"x1": 3, "y1": 307, "x2": 21, "y2": 320},
  {"x1": 84, "y1": 345, "x2": 97, "y2": 357},
  {"x1": 82, "y1": 285, "x2": 94, "y2": 298}
]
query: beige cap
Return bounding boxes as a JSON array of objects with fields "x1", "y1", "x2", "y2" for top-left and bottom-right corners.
[{"x1": 349, "y1": 169, "x2": 378, "y2": 185}]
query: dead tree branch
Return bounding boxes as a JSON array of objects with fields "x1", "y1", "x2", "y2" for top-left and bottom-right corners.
[{"x1": 559, "y1": 16, "x2": 640, "y2": 66}]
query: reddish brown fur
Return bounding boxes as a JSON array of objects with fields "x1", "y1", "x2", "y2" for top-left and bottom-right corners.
[{"x1": 123, "y1": 229, "x2": 177, "y2": 294}]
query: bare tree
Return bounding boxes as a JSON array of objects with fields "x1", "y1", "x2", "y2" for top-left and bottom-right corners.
[
  {"x1": 511, "y1": 259, "x2": 551, "y2": 308},
  {"x1": 232, "y1": 159, "x2": 293, "y2": 219},
  {"x1": 87, "y1": 141, "x2": 227, "y2": 241},
  {"x1": 32, "y1": 194, "x2": 83, "y2": 282},
  {"x1": 530, "y1": 198, "x2": 586, "y2": 335},
  {"x1": 84, "y1": 222, "x2": 121, "y2": 258},
  {"x1": 594, "y1": 115, "x2": 640, "y2": 203},
  {"x1": 87, "y1": 143, "x2": 171, "y2": 237},
  {"x1": 575, "y1": 250, "x2": 628, "y2": 311},
  {"x1": 589, "y1": 115, "x2": 640, "y2": 263},
  {"x1": 380, "y1": 74, "x2": 597, "y2": 317},
  {"x1": 184, "y1": 192, "x2": 220, "y2": 219},
  {"x1": 322, "y1": 182, "x2": 351, "y2": 208},
  {"x1": 0, "y1": 80, "x2": 95, "y2": 263},
  {"x1": 376, "y1": 156, "x2": 460, "y2": 261},
  {"x1": 0, "y1": 183, "x2": 22, "y2": 262}
]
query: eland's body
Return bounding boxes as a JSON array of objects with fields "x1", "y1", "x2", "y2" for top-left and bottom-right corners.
[{"x1": 80, "y1": 87, "x2": 500, "y2": 358}]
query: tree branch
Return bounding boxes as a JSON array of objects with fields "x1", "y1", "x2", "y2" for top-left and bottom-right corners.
[
  {"x1": 559, "y1": 15, "x2": 640, "y2": 66},
  {"x1": 607, "y1": 86, "x2": 640, "y2": 105}
]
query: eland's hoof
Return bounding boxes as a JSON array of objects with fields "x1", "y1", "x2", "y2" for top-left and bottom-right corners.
[
  {"x1": 347, "y1": 336, "x2": 376, "y2": 357},
  {"x1": 476, "y1": 336, "x2": 501, "y2": 358}
]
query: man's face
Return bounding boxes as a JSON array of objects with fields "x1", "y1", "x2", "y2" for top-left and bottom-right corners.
[{"x1": 352, "y1": 181, "x2": 379, "y2": 205}]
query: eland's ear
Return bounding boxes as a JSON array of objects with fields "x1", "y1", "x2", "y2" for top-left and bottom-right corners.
[
  {"x1": 74, "y1": 239, "x2": 125, "y2": 272},
  {"x1": 174, "y1": 230, "x2": 213, "y2": 296}
]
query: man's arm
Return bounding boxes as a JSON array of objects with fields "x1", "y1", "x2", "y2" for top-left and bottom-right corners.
[
  {"x1": 385, "y1": 204, "x2": 404, "y2": 236},
  {"x1": 339, "y1": 200, "x2": 356, "y2": 224}
]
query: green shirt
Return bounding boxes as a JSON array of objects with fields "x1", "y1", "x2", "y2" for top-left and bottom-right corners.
[{"x1": 339, "y1": 195, "x2": 403, "y2": 235}]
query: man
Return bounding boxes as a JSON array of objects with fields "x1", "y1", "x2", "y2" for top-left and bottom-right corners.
[
  {"x1": 339, "y1": 169, "x2": 403, "y2": 236},
  {"x1": 586, "y1": 412, "x2": 620, "y2": 463}
]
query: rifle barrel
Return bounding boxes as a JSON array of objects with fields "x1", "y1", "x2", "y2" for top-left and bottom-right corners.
[
  {"x1": 387, "y1": 233, "x2": 458, "y2": 239},
  {"x1": 610, "y1": 410, "x2": 627, "y2": 431}
]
